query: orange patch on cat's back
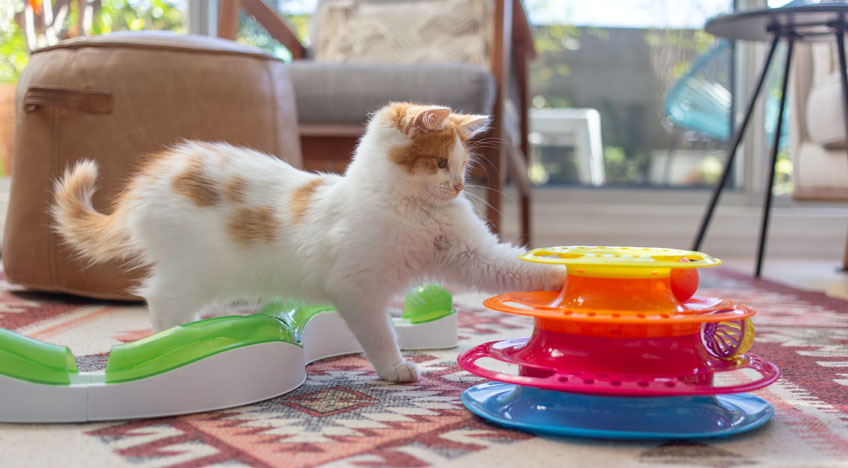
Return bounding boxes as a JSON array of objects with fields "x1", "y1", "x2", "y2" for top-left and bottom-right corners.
[
  {"x1": 389, "y1": 127, "x2": 458, "y2": 174},
  {"x1": 224, "y1": 176, "x2": 247, "y2": 204},
  {"x1": 229, "y1": 206, "x2": 280, "y2": 246},
  {"x1": 290, "y1": 177, "x2": 326, "y2": 224},
  {"x1": 119, "y1": 149, "x2": 171, "y2": 192},
  {"x1": 134, "y1": 149, "x2": 172, "y2": 174},
  {"x1": 172, "y1": 158, "x2": 220, "y2": 207}
]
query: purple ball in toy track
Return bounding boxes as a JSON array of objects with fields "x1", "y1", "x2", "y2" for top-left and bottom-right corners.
[{"x1": 701, "y1": 319, "x2": 752, "y2": 359}]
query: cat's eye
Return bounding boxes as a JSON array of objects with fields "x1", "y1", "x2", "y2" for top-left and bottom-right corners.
[{"x1": 436, "y1": 158, "x2": 448, "y2": 169}]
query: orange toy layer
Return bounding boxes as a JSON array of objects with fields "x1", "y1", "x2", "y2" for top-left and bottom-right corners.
[{"x1": 483, "y1": 292, "x2": 754, "y2": 325}]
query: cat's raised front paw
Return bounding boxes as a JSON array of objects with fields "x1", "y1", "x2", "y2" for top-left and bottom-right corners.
[{"x1": 378, "y1": 360, "x2": 420, "y2": 383}]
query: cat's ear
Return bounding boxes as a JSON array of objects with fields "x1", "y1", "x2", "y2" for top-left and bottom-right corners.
[
  {"x1": 402, "y1": 106, "x2": 451, "y2": 137},
  {"x1": 453, "y1": 114, "x2": 490, "y2": 139}
]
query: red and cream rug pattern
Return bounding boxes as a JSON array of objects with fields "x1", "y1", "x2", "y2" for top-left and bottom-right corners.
[{"x1": 1, "y1": 268, "x2": 848, "y2": 468}]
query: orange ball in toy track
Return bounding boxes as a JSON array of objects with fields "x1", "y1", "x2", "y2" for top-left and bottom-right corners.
[{"x1": 670, "y1": 258, "x2": 699, "y2": 302}]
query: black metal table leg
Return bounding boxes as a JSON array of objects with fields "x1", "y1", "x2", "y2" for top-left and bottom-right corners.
[
  {"x1": 756, "y1": 38, "x2": 794, "y2": 277},
  {"x1": 692, "y1": 35, "x2": 781, "y2": 251},
  {"x1": 835, "y1": 26, "x2": 848, "y2": 181},
  {"x1": 834, "y1": 24, "x2": 848, "y2": 271}
]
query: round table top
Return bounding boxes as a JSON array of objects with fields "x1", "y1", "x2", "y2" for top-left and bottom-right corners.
[{"x1": 706, "y1": 3, "x2": 848, "y2": 42}]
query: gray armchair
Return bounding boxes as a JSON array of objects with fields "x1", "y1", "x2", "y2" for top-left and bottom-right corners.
[
  {"x1": 790, "y1": 41, "x2": 848, "y2": 266},
  {"x1": 790, "y1": 42, "x2": 848, "y2": 202},
  {"x1": 218, "y1": 0, "x2": 535, "y2": 244}
]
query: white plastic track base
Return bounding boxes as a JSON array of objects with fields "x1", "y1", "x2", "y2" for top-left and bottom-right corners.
[{"x1": 0, "y1": 311, "x2": 457, "y2": 423}]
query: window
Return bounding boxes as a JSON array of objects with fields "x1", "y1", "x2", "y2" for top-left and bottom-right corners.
[
  {"x1": 228, "y1": 0, "x2": 311, "y2": 61},
  {"x1": 1, "y1": 0, "x2": 186, "y2": 82},
  {"x1": 0, "y1": 1, "x2": 186, "y2": 175},
  {"x1": 525, "y1": 0, "x2": 736, "y2": 188}
]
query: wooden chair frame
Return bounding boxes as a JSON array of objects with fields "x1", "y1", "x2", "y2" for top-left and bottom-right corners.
[{"x1": 218, "y1": 0, "x2": 535, "y2": 245}]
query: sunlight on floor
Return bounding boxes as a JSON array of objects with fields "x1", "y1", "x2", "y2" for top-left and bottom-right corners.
[{"x1": 721, "y1": 256, "x2": 848, "y2": 300}]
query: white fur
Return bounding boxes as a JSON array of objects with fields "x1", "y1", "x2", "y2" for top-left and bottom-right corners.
[{"x1": 58, "y1": 106, "x2": 565, "y2": 383}]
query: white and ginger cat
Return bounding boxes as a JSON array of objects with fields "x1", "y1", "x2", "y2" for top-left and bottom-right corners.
[{"x1": 52, "y1": 102, "x2": 565, "y2": 383}]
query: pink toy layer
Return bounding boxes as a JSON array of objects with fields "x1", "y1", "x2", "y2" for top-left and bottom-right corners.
[{"x1": 457, "y1": 328, "x2": 780, "y2": 397}]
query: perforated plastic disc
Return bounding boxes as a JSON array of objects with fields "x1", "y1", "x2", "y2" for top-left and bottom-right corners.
[{"x1": 520, "y1": 246, "x2": 721, "y2": 278}]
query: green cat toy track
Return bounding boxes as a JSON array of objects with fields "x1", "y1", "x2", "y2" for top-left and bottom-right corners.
[{"x1": 0, "y1": 285, "x2": 457, "y2": 423}]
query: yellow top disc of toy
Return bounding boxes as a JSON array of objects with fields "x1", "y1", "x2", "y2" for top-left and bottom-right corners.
[{"x1": 519, "y1": 246, "x2": 722, "y2": 278}]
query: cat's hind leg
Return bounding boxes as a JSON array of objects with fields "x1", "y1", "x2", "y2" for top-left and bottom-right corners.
[{"x1": 138, "y1": 270, "x2": 211, "y2": 332}]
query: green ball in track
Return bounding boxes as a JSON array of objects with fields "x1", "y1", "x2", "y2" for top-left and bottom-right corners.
[
  {"x1": 402, "y1": 284, "x2": 454, "y2": 324},
  {"x1": 259, "y1": 299, "x2": 334, "y2": 341}
]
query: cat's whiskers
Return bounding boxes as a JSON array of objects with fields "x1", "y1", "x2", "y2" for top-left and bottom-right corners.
[
  {"x1": 465, "y1": 142, "x2": 504, "y2": 157},
  {"x1": 465, "y1": 157, "x2": 488, "y2": 174},
  {"x1": 464, "y1": 183, "x2": 518, "y2": 205},
  {"x1": 461, "y1": 189, "x2": 524, "y2": 246},
  {"x1": 466, "y1": 136, "x2": 527, "y2": 176},
  {"x1": 466, "y1": 153, "x2": 498, "y2": 179},
  {"x1": 463, "y1": 151, "x2": 521, "y2": 207},
  {"x1": 473, "y1": 136, "x2": 523, "y2": 153},
  {"x1": 462, "y1": 188, "x2": 507, "y2": 223},
  {"x1": 404, "y1": 192, "x2": 431, "y2": 218},
  {"x1": 431, "y1": 183, "x2": 451, "y2": 203},
  {"x1": 408, "y1": 185, "x2": 440, "y2": 219},
  {"x1": 466, "y1": 143, "x2": 500, "y2": 153},
  {"x1": 464, "y1": 158, "x2": 499, "y2": 195},
  {"x1": 414, "y1": 192, "x2": 433, "y2": 217}
]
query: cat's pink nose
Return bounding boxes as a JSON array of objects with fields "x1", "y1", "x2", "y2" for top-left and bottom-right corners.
[{"x1": 453, "y1": 183, "x2": 464, "y2": 193}]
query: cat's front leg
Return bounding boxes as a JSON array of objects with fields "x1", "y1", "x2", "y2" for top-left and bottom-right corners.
[
  {"x1": 332, "y1": 295, "x2": 419, "y2": 383},
  {"x1": 435, "y1": 226, "x2": 564, "y2": 294},
  {"x1": 435, "y1": 200, "x2": 565, "y2": 293},
  {"x1": 442, "y1": 240, "x2": 564, "y2": 293}
]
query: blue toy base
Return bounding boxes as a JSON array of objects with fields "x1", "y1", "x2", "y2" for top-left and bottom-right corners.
[{"x1": 462, "y1": 382, "x2": 773, "y2": 440}]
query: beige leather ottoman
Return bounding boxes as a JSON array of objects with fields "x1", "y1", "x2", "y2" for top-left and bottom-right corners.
[{"x1": 3, "y1": 32, "x2": 301, "y2": 300}]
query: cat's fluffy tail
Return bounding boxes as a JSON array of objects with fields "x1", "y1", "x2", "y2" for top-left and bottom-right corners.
[{"x1": 52, "y1": 160, "x2": 136, "y2": 264}]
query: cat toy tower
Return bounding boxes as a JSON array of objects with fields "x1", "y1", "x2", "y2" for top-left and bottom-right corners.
[{"x1": 458, "y1": 246, "x2": 780, "y2": 439}]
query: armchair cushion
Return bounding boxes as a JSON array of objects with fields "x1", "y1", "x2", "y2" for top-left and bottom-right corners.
[
  {"x1": 312, "y1": 0, "x2": 491, "y2": 67},
  {"x1": 791, "y1": 42, "x2": 848, "y2": 200},
  {"x1": 806, "y1": 72, "x2": 847, "y2": 150},
  {"x1": 289, "y1": 61, "x2": 495, "y2": 125}
]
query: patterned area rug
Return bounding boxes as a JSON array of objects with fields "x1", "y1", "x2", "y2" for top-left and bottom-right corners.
[{"x1": 1, "y1": 268, "x2": 848, "y2": 468}]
